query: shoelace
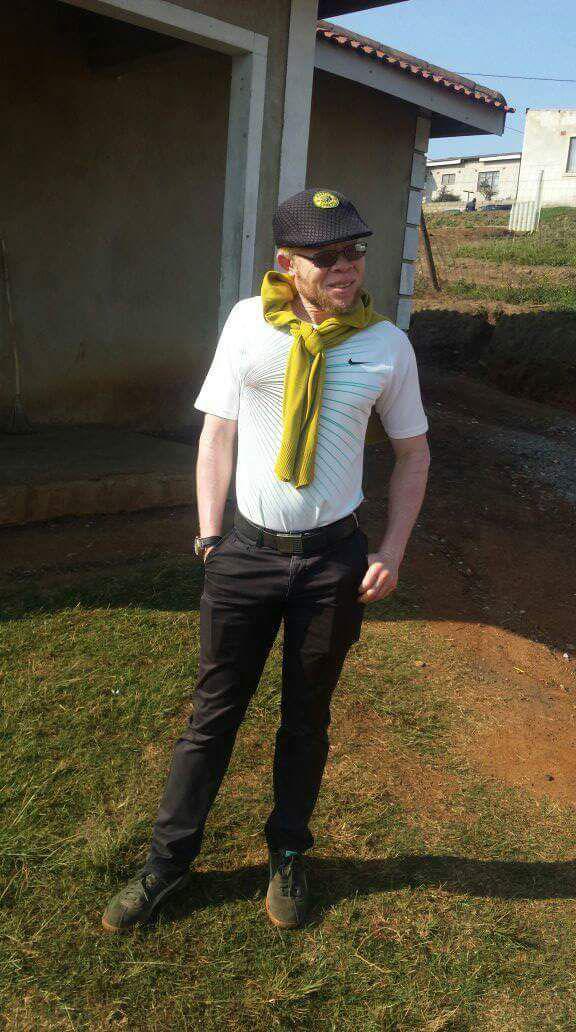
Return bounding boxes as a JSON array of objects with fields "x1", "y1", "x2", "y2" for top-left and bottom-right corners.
[
  {"x1": 123, "y1": 872, "x2": 159, "y2": 906},
  {"x1": 278, "y1": 852, "x2": 303, "y2": 898}
]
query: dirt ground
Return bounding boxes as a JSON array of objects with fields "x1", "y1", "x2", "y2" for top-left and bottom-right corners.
[{"x1": 2, "y1": 370, "x2": 575, "y2": 805}]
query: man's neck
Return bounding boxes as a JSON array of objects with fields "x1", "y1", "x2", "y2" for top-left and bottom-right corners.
[{"x1": 290, "y1": 292, "x2": 332, "y2": 326}]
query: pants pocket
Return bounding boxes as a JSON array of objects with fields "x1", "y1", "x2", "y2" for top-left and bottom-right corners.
[{"x1": 203, "y1": 528, "x2": 236, "y2": 565}]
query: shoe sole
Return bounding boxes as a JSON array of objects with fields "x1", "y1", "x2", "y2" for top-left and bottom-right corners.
[{"x1": 101, "y1": 873, "x2": 188, "y2": 933}]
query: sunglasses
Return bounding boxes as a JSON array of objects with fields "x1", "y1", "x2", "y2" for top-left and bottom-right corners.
[{"x1": 293, "y1": 240, "x2": 368, "y2": 269}]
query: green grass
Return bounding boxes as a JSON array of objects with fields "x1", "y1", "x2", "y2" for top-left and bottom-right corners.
[
  {"x1": 457, "y1": 228, "x2": 576, "y2": 271},
  {"x1": 4, "y1": 561, "x2": 576, "y2": 1030},
  {"x1": 539, "y1": 206, "x2": 576, "y2": 226},
  {"x1": 451, "y1": 208, "x2": 576, "y2": 269},
  {"x1": 440, "y1": 279, "x2": 576, "y2": 310},
  {"x1": 456, "y1": 240, "x2": 576, "y2": 268},
  {"x1": 425, "y1": 211, "x2": 510, "y2": 230}
]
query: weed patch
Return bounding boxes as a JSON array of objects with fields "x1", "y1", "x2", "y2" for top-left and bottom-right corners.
[
  {"x1": 4, "y1": 563, "x2": 576, "y2": 1028},
  {"x1": 455, "y1": 211, "x2": 576, "y2": 269},
  {"x1": 440, "y1": 279, "x2": 576, "y2": 310}
]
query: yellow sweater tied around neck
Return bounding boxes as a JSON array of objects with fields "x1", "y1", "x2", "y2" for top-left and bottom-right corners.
[{"x1": 261, "y1": 270, "x2": 388, "y2": 488}]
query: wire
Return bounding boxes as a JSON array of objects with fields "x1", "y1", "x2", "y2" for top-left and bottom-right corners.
[{"x1": 460, "y1": 73, "x2": 576, "y2": 83}]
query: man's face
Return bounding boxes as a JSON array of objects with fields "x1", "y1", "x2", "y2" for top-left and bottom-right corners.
[{"x1": 280, "y1": 240, "x2": 366, "y2": 316}]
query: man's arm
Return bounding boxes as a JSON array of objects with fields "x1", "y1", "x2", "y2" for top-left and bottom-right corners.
[
  {"x1": 196, "y1": 413, "x2": 238, "y2": 550},
  {"x1": 358, "y1": 432, "x2": 430, "y2": 604}
]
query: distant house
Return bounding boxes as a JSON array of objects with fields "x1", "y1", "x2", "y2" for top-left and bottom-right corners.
[
  {"x1": 516, "y1": 109, "x2": 576, "y2": 209},
  {"x1": 424, "y1": 153, "x2": 522, "y2": 207}
]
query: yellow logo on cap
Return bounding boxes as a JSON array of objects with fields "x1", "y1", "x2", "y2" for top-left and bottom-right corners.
[{"x1": 313, "y1": 191, "x2": 340, "y2": 209}]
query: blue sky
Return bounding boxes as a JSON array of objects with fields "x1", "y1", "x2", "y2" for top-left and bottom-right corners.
[{"x1": 332, "y1": 0, "x2": 575, "y2": 159}]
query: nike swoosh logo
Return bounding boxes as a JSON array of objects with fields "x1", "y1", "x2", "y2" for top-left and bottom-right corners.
[{"x1": 348, "y1": 358, "x2": 368, "y2": 365}]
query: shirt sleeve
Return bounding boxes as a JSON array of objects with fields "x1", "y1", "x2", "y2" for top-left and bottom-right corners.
[
  {"x1": 373, "y1": 333, "x2": 429, "y2": 439},
  {"x1": 193, "y1": 305, "x2": 242, "y2": 420}
]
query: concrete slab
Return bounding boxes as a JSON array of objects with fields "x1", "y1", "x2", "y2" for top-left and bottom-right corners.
[{"x1": 0, "y1": 428, "x2": 200, "y2": 526}]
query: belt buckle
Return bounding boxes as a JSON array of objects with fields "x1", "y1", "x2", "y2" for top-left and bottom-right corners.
[{"x1": 276, "y1": 532, "x2": 301, "y2": 555}]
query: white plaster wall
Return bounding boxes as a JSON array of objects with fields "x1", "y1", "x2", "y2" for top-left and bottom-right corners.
[{"x1": 517, "y1": 110, "x2": 576, "y2": 208}]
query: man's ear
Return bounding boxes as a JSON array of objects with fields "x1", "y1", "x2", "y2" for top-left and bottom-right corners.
[{"x1": 276, "y1": 251, "x2": 292, "y2": 273}]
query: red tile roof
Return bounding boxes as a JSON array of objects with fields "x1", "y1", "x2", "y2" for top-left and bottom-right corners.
[{"x1": 317, "y1": 21, "x2": 515, "y2": 114}]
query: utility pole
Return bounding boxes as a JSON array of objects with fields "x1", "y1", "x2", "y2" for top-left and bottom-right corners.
[{"x1": 420, "y1": 212, "x2": 441, "y2": 292}]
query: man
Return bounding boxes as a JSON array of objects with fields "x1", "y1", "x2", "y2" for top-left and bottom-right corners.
[{"x1": 102, "y1": 188, "x2": 430, "y2": 933}]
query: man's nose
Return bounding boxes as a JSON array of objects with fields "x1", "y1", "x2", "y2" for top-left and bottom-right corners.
[{"x1": 330, "y1": 252, "x2": 355, "y2": 272}]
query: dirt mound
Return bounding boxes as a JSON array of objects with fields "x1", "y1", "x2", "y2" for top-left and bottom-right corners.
[
  {"x1": 410, "y1": 309, "x2": 492, "y2": 373},
  {"x1": 410, "y1": 307, "x2": 576, "y2": 413},
  {"x1": 487, "y1": 312, "x2": 576, "y2": 405}
]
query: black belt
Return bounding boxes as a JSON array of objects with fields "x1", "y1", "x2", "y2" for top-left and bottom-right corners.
[{"x1": 234, "y1": 508, "x2": 360, "y2": 556}]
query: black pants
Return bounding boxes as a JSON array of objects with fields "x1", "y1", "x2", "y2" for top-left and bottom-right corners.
[{"x1": 145, "y1": 515, "x2": 369, "y2": 876}]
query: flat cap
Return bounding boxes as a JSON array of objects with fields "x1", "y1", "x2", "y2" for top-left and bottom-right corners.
[{"x1": 273, "y1": 188, "x2": 372, "y2": 249}]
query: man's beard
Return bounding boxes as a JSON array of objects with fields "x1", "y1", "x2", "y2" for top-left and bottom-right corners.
[{"x1": 297, "y1": 278, "x2": 362, "y2": 317}]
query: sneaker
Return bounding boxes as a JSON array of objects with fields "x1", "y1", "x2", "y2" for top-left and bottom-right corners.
[
  {"x1": 101, "y1": 867, "x2": 188, "y2": 933},
  {"x1": 265, "y1": 849, "x2": 309, "y2": 929}
]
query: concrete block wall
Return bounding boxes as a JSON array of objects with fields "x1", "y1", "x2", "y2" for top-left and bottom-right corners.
[{"x1": 396, "y1": 115, "x2": 431, "y2": 331}]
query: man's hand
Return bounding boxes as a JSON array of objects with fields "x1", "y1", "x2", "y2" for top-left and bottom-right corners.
[
  {"x1": 358, "y1": 550, "x2": 399, "y2": 603},
  {"x1": 357, "y1": 432, "x2": 429, "y2": 604}
]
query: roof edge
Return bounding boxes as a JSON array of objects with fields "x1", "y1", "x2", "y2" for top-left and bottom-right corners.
[
  {"x1": 428, "y1": 152, "x2": 522, "y2": 164},
  {"x1": 317, "y1": 20, "x2": 514, "y2": 114}
]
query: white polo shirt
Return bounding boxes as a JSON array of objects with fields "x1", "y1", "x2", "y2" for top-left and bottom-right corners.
[{"x1": 194, "y1": 296, "x2": 428, "y2": 532}]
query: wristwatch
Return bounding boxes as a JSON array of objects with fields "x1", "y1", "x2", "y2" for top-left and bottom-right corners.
[{"x1": 194, "y1": 534, "x2": 223, "y2": 560}]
